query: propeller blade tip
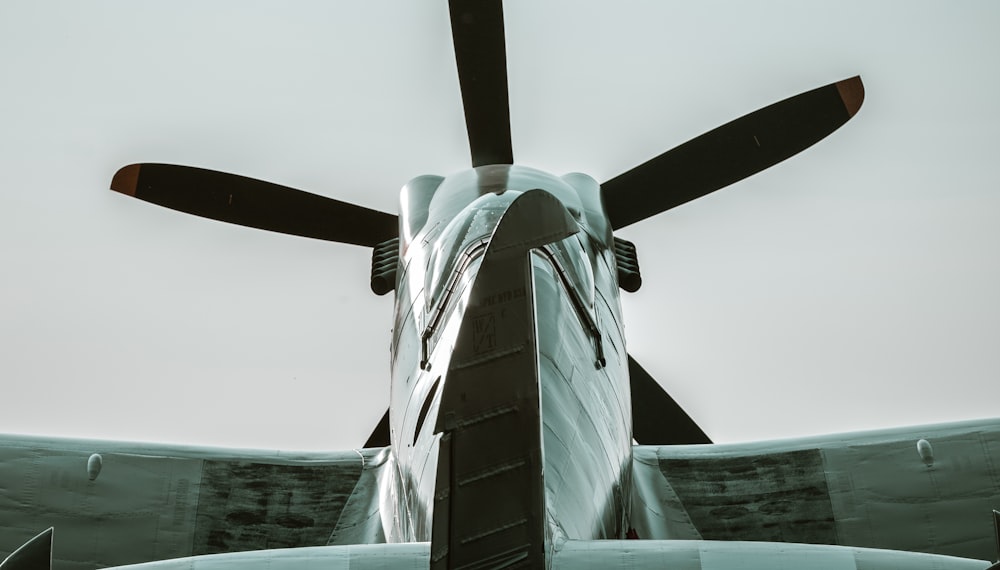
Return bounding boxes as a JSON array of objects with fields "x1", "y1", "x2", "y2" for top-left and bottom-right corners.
[
  {"x1": 836, "y1": 76, "x2": 865, "y2": 118},
  {"x1": 111, "y1": 164, "x2": 140, "y2": 196}
]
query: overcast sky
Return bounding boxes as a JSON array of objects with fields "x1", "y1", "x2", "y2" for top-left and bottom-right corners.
[{"x1": 1, "y1": 1, "x2": 998, "y2": 451}]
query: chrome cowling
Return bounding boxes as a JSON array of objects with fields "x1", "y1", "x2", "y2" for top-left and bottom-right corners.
[{"x1": 386, "y1": 166, "x2": 633, "y2": 549}]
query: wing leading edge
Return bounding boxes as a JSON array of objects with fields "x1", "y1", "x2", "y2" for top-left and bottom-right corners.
[
  {"x1": 0, "y1": 435, "x2": 389, "y2": 569},
  {"x1": 631, "y1": 418, "x2": 1000, "y2": 562}
]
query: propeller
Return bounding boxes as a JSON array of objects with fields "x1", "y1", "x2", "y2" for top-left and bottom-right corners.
[
  {"x1": 629, "y1": 355, "x2": 712, "y2": 445},
  {"x1": 449, "y1": 0, "x2": 514, "y2": 167},
  {"x1": 602, "y1": 76, "x2": 864, "y2": 229},
  {"x1": 110, "y1": 163, "x2": 397, "y2": 247},
  {"x1": 108, "y1": 3, "x2": 865, "y2": 450}
]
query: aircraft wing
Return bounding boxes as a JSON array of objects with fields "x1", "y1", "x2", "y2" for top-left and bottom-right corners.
[
  {"x1": 632, "y1": 418, "x2": 1000, "y2": 562},
  {"x1": 13, "y1": 539, "x2": 987, "y2": 570},
  {"x1": 0, "y1": 435, "x2": 389, "y2": 569}
]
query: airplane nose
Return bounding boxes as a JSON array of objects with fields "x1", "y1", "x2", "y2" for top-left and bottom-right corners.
[{"x1": 484, "y1": 189, "x2": 579, "y2": 253}]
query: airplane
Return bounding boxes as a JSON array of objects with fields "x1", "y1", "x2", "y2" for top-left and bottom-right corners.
[{"x1": 2, "y1": 1, "x2": 999, "y2": 569}]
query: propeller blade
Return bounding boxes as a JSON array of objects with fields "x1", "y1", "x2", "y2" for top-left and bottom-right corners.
[
  {"x1": 602, "y1": 76, "x2": 864, "y2": 229},
  {"x1": 449, "y1": 0, "x2": 514, "y2": 167},
  {"x1": 110, "y1": 164, "x2": 397, "y2": 247},
  {"x1": 629, "y1": 355, "x2": 712, "y2": 445}
]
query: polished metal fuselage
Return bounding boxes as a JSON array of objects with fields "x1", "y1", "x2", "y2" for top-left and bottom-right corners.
[{"x1": 384, "y1": 165, "x2": 633, "y2": 544}]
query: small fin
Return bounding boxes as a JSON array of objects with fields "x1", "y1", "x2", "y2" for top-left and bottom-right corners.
[
  {"x1": 993, "y1": 509, "x2": 1000, "y2": 564},
  {"x1": 1, "y1": 527, "x2": 53, "y2": 570}
]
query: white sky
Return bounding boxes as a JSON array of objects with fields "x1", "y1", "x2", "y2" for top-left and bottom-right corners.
[{"x1": 1, "y1": 1, "x2": 998, "y2": 451}]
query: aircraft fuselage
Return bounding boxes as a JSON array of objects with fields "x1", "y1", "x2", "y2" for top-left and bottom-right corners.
[{"x1": 385, "y1": 165, "x2": 633, "y2": 552}]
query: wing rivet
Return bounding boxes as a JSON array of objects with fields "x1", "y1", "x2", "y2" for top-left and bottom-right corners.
[
  {"x1": 916, "y1": 439, "x2": 934, "y2": 467},
  {"x1": 87, "y1": 453, "x2": 103, "y2": 481}
]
